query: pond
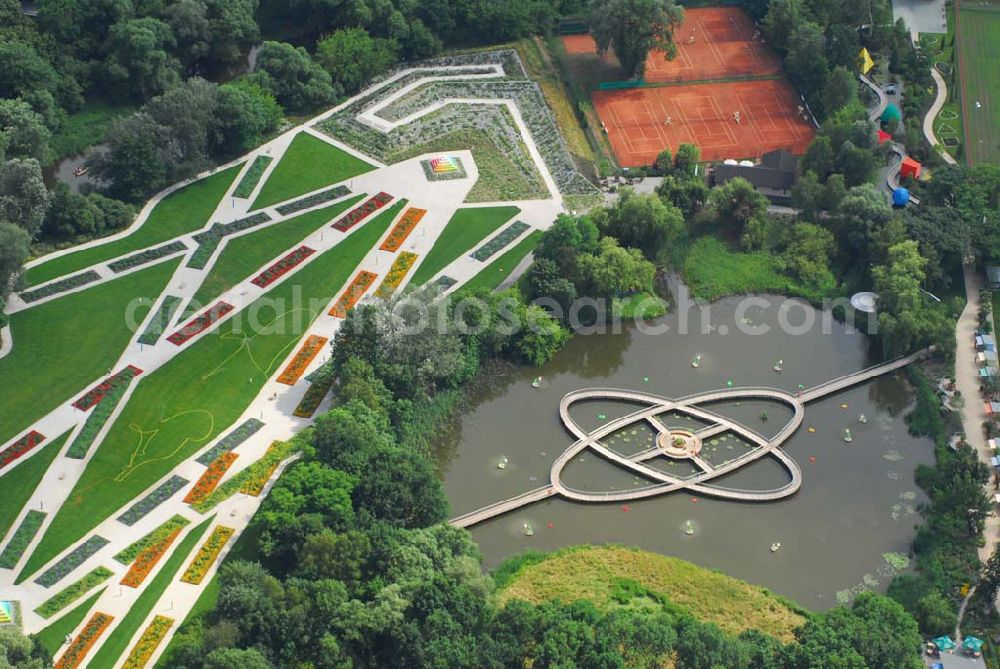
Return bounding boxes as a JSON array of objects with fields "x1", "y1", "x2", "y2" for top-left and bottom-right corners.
[{"x1": 434, "y1": 282, "x2": 932, "y2": 609}]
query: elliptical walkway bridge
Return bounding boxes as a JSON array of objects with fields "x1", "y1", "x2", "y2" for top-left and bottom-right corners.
[{"x1": 450, "y1": 349, "x2": 929, "y2": 528}]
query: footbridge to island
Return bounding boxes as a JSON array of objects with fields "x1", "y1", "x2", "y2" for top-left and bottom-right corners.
[{"x1": 449, "y1": 349, "x2": 929, "y2": 529}]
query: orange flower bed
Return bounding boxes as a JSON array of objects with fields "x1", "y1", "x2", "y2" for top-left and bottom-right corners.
[
  {"x1": 55, "y1": 611, "x2": 114, "y2": 669},
  {"x1": 374, "y1": 252, "x2": 419, "y2": 298},
  {"x1": 277, "y1": 335, "x2": 328, "y2": 385},
  {"x1": 184, "y1": 452, "x2": 238, "y2": 504},
  {"x1": 181, "y1": 525, "x2": 234, "y2": 584},
  {"x1": 121, "y1": 528, "x2": 182, "y2": 588},
  {"x1": 123, "y1": 615, "x2": 173, "y2": 669},
  {"x1": 329, "y1": 271, "x2": 377, "y2": 318},
  {"x1": 380, "y1": 207, "x2": 426, "y2": 252}
]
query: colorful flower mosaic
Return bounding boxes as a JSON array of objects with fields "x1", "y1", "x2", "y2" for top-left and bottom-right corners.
[
  {"x1": 329, "y1": 271, "x2": 377, "y2": 318},
  {"x1": 277, "y1": 335, "x2": 328, "y2": 385},
  {"x1": 421, "y1": 155, "x2": 467, "y2": 181}
]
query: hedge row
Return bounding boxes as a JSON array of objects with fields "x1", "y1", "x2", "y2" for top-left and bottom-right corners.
[
  {"x1": 187, "y1": 212, "x2": 272, "y2": 269},
  {"x1": 34, "y1": 566, "x2": 114, "y2": 619},
  {"x1": 107, "y1": 241, "x2": 187, "y2": 273},
  {"x1": 117, "y1": 476, "x2": 189, "y2": 527},
  {"x1": 66, "y1": 373, "x2": 137, "y2": 459},
  {"x1": 471, "y1": 221, "x2": 529, "y2": 262},
  {"x1": 20, "y1": 270, "x2": 101, "y2": 303},
  {"x1": 137, "y1": 295, "x2": 183, "y2": 346},
  {"x1": 275, "y1": 185, "x2": 350, "y2": 216},
  {"x1": 113, "y1": 515, "x2": 190, "y2": 565},
  {"x1": 233, "y1": 155, "x2": 273, "y2": 199},
  {"x1": 35, "y1": 535, "x2": 110, "y2": 588},
  {"x1": 0, "y1": 511, "x2": 47, "y2": 569},
  {"x1": 196, "y1": 418, "x2": 265, "y2": 466}
]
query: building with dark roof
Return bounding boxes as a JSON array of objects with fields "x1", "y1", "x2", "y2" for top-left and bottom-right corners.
[{"x1": 711, "y1": 149, "x2": 799, "y2": 198}]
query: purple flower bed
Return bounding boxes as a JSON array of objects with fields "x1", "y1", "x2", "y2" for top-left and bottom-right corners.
[
  {"x1": 117, "y1": 475, "x2": 190, "y2": 526},
  {"x1": 34, "y1": 535, "x2": 110, "y2": 588},
  {"x1": 196, "y1": 419, "x2": 265, "y2": 465}
]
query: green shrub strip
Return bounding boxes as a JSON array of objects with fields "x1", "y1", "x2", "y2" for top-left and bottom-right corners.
[
  {"x1": 113, "y1": 515, "x2": 190, "y2": 565},
  {"x1": 232, "y1": 156, "x2": 273, "y2": 199},
  {"x1": 191, "y1": 440, "x2": 297, "y2": 513},
  {"x1": 471, "y1": 221, "x2": 530, "y2": 261},
  {"x1": 107, "y1": 241, "x2": 188, "y2": 273},
  {"x1": 20, "y1": 270, "x2": 101, "y2": 303},
  {"x1": 195, "y1": 418, "x2": 264, "y2": 466},
  {"x1": 66, "y1": 374, "x2": 138, "y2": 459},
  {"x1": 187, "y1": 212, "x2": 272, "y2": 269},
  {"x1": 34, "y1": 566, "x2": 114, "y2": 619},
  {"x1": 32, "y1": 535, "x2": 110, "y2": 587},
  {"x1": 274, "y1": 185, "x2": 351, "y2": 216},
  {"x1": 137, "y1": 296, "x2": 183, "y2": 346},
  {"x1": 117, "y1": 476, "x2": 189, "y2": 526},
  {"x1": 0, "y1": 511, "x2": 46, "y2": 568}
]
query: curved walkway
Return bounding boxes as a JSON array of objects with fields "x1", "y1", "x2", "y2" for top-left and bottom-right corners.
[{"x1": 925, "y1": 68, "x2": 959, "y2": 166}]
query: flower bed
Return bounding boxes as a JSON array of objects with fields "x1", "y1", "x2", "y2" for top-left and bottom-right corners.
[
  {"x1": 275, "y1": 185, "x2": 350, "y2": 216},
  {"x1": 108, "y1": 241, "x2": 187, "y2": 273},
  {"x1": 192, "y1": 440, "x2": 297, "y2": 511},
  {"x1": 435, "y1": 275, "x2": 458, "y2": 290},
  {"x1": 34, "y1": 566, "x2": 114, "y2": 619},
  {"x1": 184, "y1": 452, "x2": 238, "y2": 504},
  {"x1": 293, "y1": 377, "x2": 334, "y2": 418},
  {"x1": 35, "y1": 535, "x2": 110, "y2": 588},
  {"x1": 166, "y1": 301, "x2": 234, "y2": 346},
  {"x1": 331, "y1": 192, "x2": 393, "y2": 232},
  {"x1": 233, "y1": 155, "x2": 273, "y2": 199},
  {"x1": 187, "y1": 212, "x2": 272, "y2": 269},
  {"x1": 196, "y1": 419, "x2": 264, "y2": 465},
  {"x1": 374, "y1": 252, "x2": 418, "y2": 298},
  {"x1": 277, "y1": 335, "x2": 328, "y2": 385},
  {"x1": 114, "y1": 515, "x2": 190, "y2": 564},
  {"x1": 67, "y1": 373, "x2": 139, "y2": 459},
  {"x1": 123, "y1": 615, "x2": 173, "y2": 669},
  {"x1": 471, "y1": 221, "x2": 529, "y2": 261},
  {"x1": 0, "y1": 430, "x2": 45, "y2": 468},
  {"x1": 0, "y1": 510, "x2": 46, "y2": 568},
  {"x1": 421, "y1": 156, "x2": 467, "y2": 181},
  {"x1": 329, "y1": 271, "x2": 377, "y2": 317},
  {"x1": 55, "y1": 611, "x2": 114, "y2": 669},
  {"x1": 180, "y1": 525, "x2": 234, "y2": 584},
  {"x1": 20, "y1": 270, "x2": 101, "y2": 304},
  {"x1": 117, "y1": 475, "x2": 189, "y2": 526},
  {"x1": 121, "y1": 528, "x2": 182, "y2": 588},
  {"x1": 137, "y1": 295, "x2": 183, "y2": 346},
  {"x1": 250, "y1": 245, "x2": 316, "y2": 288},
  {"x1": 380, "y1": 207, "x2": 426, "y2": 251},
  {"x1": 72, "y1": 366, "x2": 143, "y2": 410}
]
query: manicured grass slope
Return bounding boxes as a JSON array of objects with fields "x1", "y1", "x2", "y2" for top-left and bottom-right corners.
[
  {"x1": 24, "y1": 203, "x2": 403, "y2": 576},
  {"x1": 0, "y1": 432, "x2": 69, "y2": 541},
  {"x1": 251, "y1": 133, "x2": 375, "y2": 210},
  {"x1": 410, "y1": 206, "x2": 520, "y2": 285},
  {"x1": 460, "y1": 230, "x2": 541, "y2": 293},
  {"x1": 188, "y1": 194, "x2": 365, "y2": 309},
  {"x1": 0, "y1": 260, "x2": 179, "y2": 447},
  {"x1": 957, "y1": 0, "x2": 1000, "y2": 164},
  {"x1": 26, "y1": 165, "x2": 241, "y2": 286},
  {"x1": 33, "y1": 589, "x2": 104, "y2": 658},
  {"x1": 87, "y1": 517, "x2": 212, "y2": 669},
  {"x1": 498, "y1": 545, "x2": 806, "y2": 643}
]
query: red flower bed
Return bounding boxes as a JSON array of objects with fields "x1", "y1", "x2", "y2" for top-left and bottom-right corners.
[
  {"x1": 250, "y1": 246, "x2": 316, "y2": 288},
  {"x1": 121, "y1": 528, "x2": 181, "y2": 588},
  {"x1": 331, "y1": 192, "x2": 393, "y2": 232},
  {"x1": 72, "y1": 365, "x2": 143, "y2": 410},
  {"x1": 329, "y1": 271, "x2": 377, "y2": 318},
  {"x1": 184, "y1": 452, "x2": 238, "y2": 504},
  {"x1": 167, "y1": 302, "x2": 234, "y2": 346},
  {"x1": 0, "y1": 430, "x2": 46, "y2": 468},
  {"x1": 380, "y1": 207, "x2": 426, "y2": 251}
]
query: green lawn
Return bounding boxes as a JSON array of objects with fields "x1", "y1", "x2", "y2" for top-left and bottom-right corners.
[
  {"x1": 188, "y1": 194, "x2": 365, "y2": 311},
  {"x1": 47, "y1": 100, "x2": 135, "y2": 163},
  {"x1": 460, "y1": 230, "x2": 541, "y2": 293},
  {"x1": 0, "y1": 432, "x2": 69, "y2": 540},
  {"x1": 33, "y1": 589, "x2": 105, "y2": 659},
  {"x1": 87, "y1": 517, "x2": 212, "y2": 669},
  {"x1": 26, "y1": 165, "x2": 241, "y2": 287},
  {"x1": 0, "y1": 260, "x2": 178, "y2": 447},
  {"x1": 250, "y1": 133, "x2": 375, "y2": 210},
  {"x1": 410, "y1": 206, "x2": 521, "y2": 285},
  {"x1": 957, "y1": 0, "x2": 1000, "y2": 164},
  {"x1": 22, "y1": 203, "x2": 403, "y2": 577}
]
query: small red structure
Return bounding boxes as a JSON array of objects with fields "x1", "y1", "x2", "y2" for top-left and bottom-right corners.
[
  {"x1": 900, "y1": 156, "x2": 922, "y2": 180},
  {"x1": 877, "y1": 129, "x2": 892, "y2": 144}
]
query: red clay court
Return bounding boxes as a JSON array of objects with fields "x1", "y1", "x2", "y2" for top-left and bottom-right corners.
[
  {"x1": 562, "y1": 6, "x2": 816, "y2": 167},
  {"x1": 562, "y1": 6, "x2": 782, "y2": 83}
]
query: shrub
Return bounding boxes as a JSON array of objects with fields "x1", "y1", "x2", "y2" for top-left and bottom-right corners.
[
  {"x1": 117, "y1": 476, "x2": 189, "y2": 526},
  {"x1": 0, "y1": 511, "x2": 47, "y2": 568},
  {"x1": 35, "y1": 536, "x2": 110, "y2": 588},
  {"x1": 20, "y1": 271, "x2": 100, "y2": 303},
  {"x1": 107, "y1": 241, "x2": 187, "y2": 273},
  {"x1": 233, "y1": 155, "x2": 273, "y2": 199},
  {"x1": 274, "y1": 185, "x2": 350, "y2": 216},
  {"x1": 34, "y1": 566, "x2": 114, "y2": 619},
  {"x1": 471, "y1": 221, "x2": 529, "y2": 261}
]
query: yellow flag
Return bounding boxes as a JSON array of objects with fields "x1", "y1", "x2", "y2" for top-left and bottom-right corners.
[{"x1": 858, "y1": 47, "x2": 875, "y2": 74}]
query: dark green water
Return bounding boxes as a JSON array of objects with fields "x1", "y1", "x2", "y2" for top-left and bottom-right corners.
[{"x1": 434, "y1": 289, "x2": 931, "y2": 609}]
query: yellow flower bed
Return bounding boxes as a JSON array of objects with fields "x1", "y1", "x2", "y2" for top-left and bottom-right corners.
[
  {"x1": 180, "y1": 525, "x2": 234, "y2": 585},
  {"x1": 374, "y1": 252, "x2": 419, "y2": 298},
  {"x1": 122, "y1": 615, "x2": 173, "y2": 669}
]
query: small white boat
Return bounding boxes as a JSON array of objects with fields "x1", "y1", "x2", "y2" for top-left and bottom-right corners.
[
  {"x1": 523, "y1": 523, "x2": 534, "y2": 536},
  {"x1": 773, "y1": 359, "x2": 783, "y2": 373},
  {"x1": 843, "y1": 429, "x2": 853, "y2": 443},
  {"x1": 684, "y1": 520, "x2": 695, "y2": 536},
  {"x1": 497, "y1": 456, "x2": 508, "y2": 470},
  {"x1": 770, "y1": 542, "x2": 781, "y2": 553},
  {"x1": 691, "y1": 354, "x2": 702, "y2": 368},
  {"x1": 531, "y1": 376, "x2": 542, "y2": 388},
  {"x1": 858, "y1": 414, "x2": 867, "y2": 424}
]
